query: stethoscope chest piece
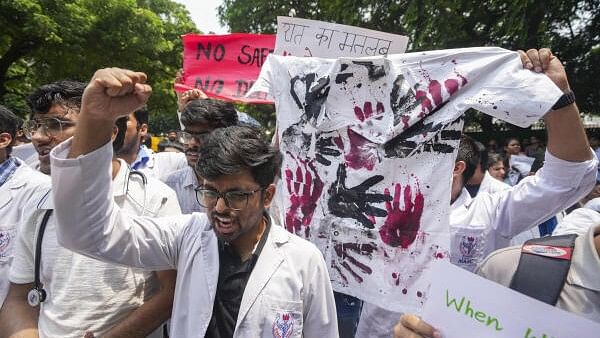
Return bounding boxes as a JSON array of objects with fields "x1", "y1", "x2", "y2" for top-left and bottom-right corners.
[{"x1": 27, "y1": 287, "x2": 46, "y2": 307}]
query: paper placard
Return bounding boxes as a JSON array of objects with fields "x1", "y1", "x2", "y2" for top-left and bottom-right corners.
[
  {"x1": 422, "y1": 261, "x2": 599, "y2": 337},
  {"x1": 274, "y1": 16, "x2": 409, "y2": 58},
  {"x1": 510, "y1": 154, "x2": 536, "y2": 174}
]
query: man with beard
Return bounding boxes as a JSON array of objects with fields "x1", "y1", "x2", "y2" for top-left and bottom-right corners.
[
  {"x1": 116, "y1": 107, "x2": 187, "y2": 181},
  {"x1": 47, "y1": 67, "x2": 338, "y2": 337}
]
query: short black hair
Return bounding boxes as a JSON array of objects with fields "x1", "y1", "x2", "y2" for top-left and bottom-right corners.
[
  {"x1": 456, "y1": 135, "x2": 480, "y2": 183},
  {"x1": 0, "y1": 105, "x2": 20, "y2": 156},
  {"x1": 474, "y1": 140, "x2": 488, "y2": 170},
  {"x1": 196, "y1": 125, "x2": 281, "y2": 187},
  {"x1": 180, "y1": 99, "x2": 238, "y2": 129},
  {"x1": 133, "y1": 106, "x2": 149, "y2": 126},
  {"x1": 504, "y1": 137, "x2": 520, "y2": 147},
  {"x1": 26, "y1": 80, "x2": 86, "y2": 115}
]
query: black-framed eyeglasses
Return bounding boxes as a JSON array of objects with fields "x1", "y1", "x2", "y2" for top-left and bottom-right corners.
[
  {"x1": 22, "y1": 117, "x2": 77, "y2": 140},
  {"x1": 195, "y1": 187, "x2": 264, "y2": 210}
]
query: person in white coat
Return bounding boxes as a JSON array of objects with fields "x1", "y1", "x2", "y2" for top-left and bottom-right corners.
[
  {"x1": 0, "y1": 90, "x2": 180, "y2": 337},
  {"x1": 0, "y1": 105, "x2": 50, "y2": 307},
  {"x1": 48, "y1": 69, "x2": 338, "y2": 338},
  {"x1": 359, "y1": 49, "x2": 599, "y2": 338}
]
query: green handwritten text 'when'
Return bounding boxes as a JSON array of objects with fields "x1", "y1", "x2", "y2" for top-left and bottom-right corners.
[{"x1": 445, "y1": 289, "x2": 503, "y2": 331}]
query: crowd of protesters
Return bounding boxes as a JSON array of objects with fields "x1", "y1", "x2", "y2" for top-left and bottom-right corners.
[{"x1": 0, "y1": 47, "x2": 598, "y2": 338}]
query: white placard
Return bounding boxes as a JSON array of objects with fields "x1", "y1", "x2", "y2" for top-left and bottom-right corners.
[
  {"x1": 510, "y1": 154, "x2": 536, "y2": 174},
  {"x1": 422, "y1": 261, "x2": 600, "y2": 337},
  {"x1": 274, "y1": 16, "x2": 409, "y2": 58}
]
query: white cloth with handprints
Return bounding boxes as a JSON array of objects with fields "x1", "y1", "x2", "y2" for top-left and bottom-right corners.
[{"x1": 249, "y1": 47, "x2": 594, "y2": 317}]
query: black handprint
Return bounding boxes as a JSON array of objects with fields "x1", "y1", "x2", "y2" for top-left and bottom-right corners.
[
  {"x1": 383, "y1": 118, "x2": 462, "y2": 159},
  {"x1": 390, "y1": 74, "x2": 422, "y2": 128},
  {"x1": 328, "y1": 163, "x2": 392, "y2": 229},
  {"x1": 315, "y1": 133, "x2": 342, "y2": 166},
  {"x1": 290, "y1": 73, "x2": 331, "y2": 123}
]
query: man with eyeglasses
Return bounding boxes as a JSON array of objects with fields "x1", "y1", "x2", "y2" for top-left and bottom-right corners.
[
  {"x1": 164, "y1": 97, "x2": 239, "y2": 214},
  {"x1": 1, "y1": 81, "x2": 181, "y2": 338},
  {"x1": 47, "y1": 67, "x2": 338, "y2": 337},
  {"x1": 0, "y1": 105, "x2": 50, "y2": 308}
]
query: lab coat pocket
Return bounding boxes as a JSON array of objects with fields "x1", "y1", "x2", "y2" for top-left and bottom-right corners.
[
  {"x1": 262, "y1": 295, "x2": 303, "y2": 338},
  {"x1": 450, "y1": 224, "x2": 486, "y2": 271},
  {"x1": 0, "y1": 225, "x2": 16, "y2": 264}
]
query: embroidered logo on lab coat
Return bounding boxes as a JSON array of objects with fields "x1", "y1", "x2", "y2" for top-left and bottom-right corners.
[
  {"x1": 272, "y1": 312, "x2": 294, "y2": 338},
  {"x1": 0, "y1": 229, "x2": 15, "y2": 259},
  {"x1": 459, "y1": 235, "x2": 479, "y2": 261}
]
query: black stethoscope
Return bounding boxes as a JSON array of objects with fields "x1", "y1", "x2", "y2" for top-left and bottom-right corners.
[{"x1": 27, "y1": 169, "x2": 148, "y2": 307}]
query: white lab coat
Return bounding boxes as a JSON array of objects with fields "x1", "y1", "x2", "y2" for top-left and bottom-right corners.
[
  {"x1": 49, "y1": 139, "x2": 338, "y2": 338},
  {"x1": 0, "y1": 158, "x2": 50, "y2": 305},
  {"x1": 478, "y1": 170, "x2": 510, "y2": 195},
  {"x1": 356, "y1": 149, "x2": 599, "y2": 338}
]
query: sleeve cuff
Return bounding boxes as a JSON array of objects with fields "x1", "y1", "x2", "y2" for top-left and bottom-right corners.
[
  {"x1": 50, "y1": 137, "x2": 114, "y2": 169},
  {"x1": 9, "y1": 270, "x2": 34, "y2": 284}
]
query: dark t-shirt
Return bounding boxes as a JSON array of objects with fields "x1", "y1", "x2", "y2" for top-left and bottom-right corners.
[{"x1": 204, "y1": 215, "x2": 270, "y2": 338}]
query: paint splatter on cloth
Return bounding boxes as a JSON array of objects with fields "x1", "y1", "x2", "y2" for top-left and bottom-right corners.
[{"x1": 250, "y1": 47, "x2": 562, "y2": 313}]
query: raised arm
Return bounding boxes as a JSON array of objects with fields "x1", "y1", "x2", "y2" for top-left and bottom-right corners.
[
  {"x1": 69, "y1": 68, "x2": 151, "y2": 158},
  {"x1": 51, "y1": 68, "x2": 185, "y2": 270},
  {"x1": 490, "y1": 49, "x2": 598, "y2": 238},
  {"x1": 519, "y1": 48, "x2": 591, "y2": 162}
]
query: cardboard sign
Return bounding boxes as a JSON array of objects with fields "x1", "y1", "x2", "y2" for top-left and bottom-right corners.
[
  {"x1": 422, "y1": 261, "x2": 600, "y2": 337},
  {"x1": 274, "y1": 16, "x2": 409, "y2": 58},
  {"x1": 177, "y1": 33, "x2": 275, "y2": 104}
]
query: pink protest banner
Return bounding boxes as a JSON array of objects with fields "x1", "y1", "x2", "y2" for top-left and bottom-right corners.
[{"x1": 176, "y1": 33, "x2": 275, "y2": 104}]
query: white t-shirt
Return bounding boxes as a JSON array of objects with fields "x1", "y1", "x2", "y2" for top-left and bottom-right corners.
[{"x1": 9, "y1": 159, "x2": 181, "y2": 338}]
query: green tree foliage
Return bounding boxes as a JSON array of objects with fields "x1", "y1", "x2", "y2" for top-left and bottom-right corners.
[
  {"x1": 0, "y1": 0, "x2": 197, "y2": 132},
  {"x1": 219, "y1": 0, "x2": 600, "y2": 132}
]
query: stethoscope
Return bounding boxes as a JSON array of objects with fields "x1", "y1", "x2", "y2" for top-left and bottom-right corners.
[
  {"x1": 123, "y1": 167, "x2": 149, "y2": 216},
  {"x1": 28, "y1": 169, "x2": 149, "y2": 307}
]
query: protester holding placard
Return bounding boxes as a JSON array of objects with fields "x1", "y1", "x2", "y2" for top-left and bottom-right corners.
[
  {"x1": 368, "y1": 48, "x2": 598, "y2": 337},
  {"x1": 393, "y1": 224, "x2": 600, "y2": 338}
]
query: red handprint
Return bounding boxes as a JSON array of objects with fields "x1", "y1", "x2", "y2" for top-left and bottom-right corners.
[
  {"x1": 379, "y1": 182, "x2": 425, "y2": 248},
  {"x1": 284, "y1": 154, "x2": 324, "y2": 238},
  {"x1": 354, "y1": 101, "x2": 384, "y2": 122},
  {"x1": 332, "y1": 241, "x2": 377, "y2": 285},
  {"x1": 345, "y1": 128, "x2": 379, "y2": 171}
]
